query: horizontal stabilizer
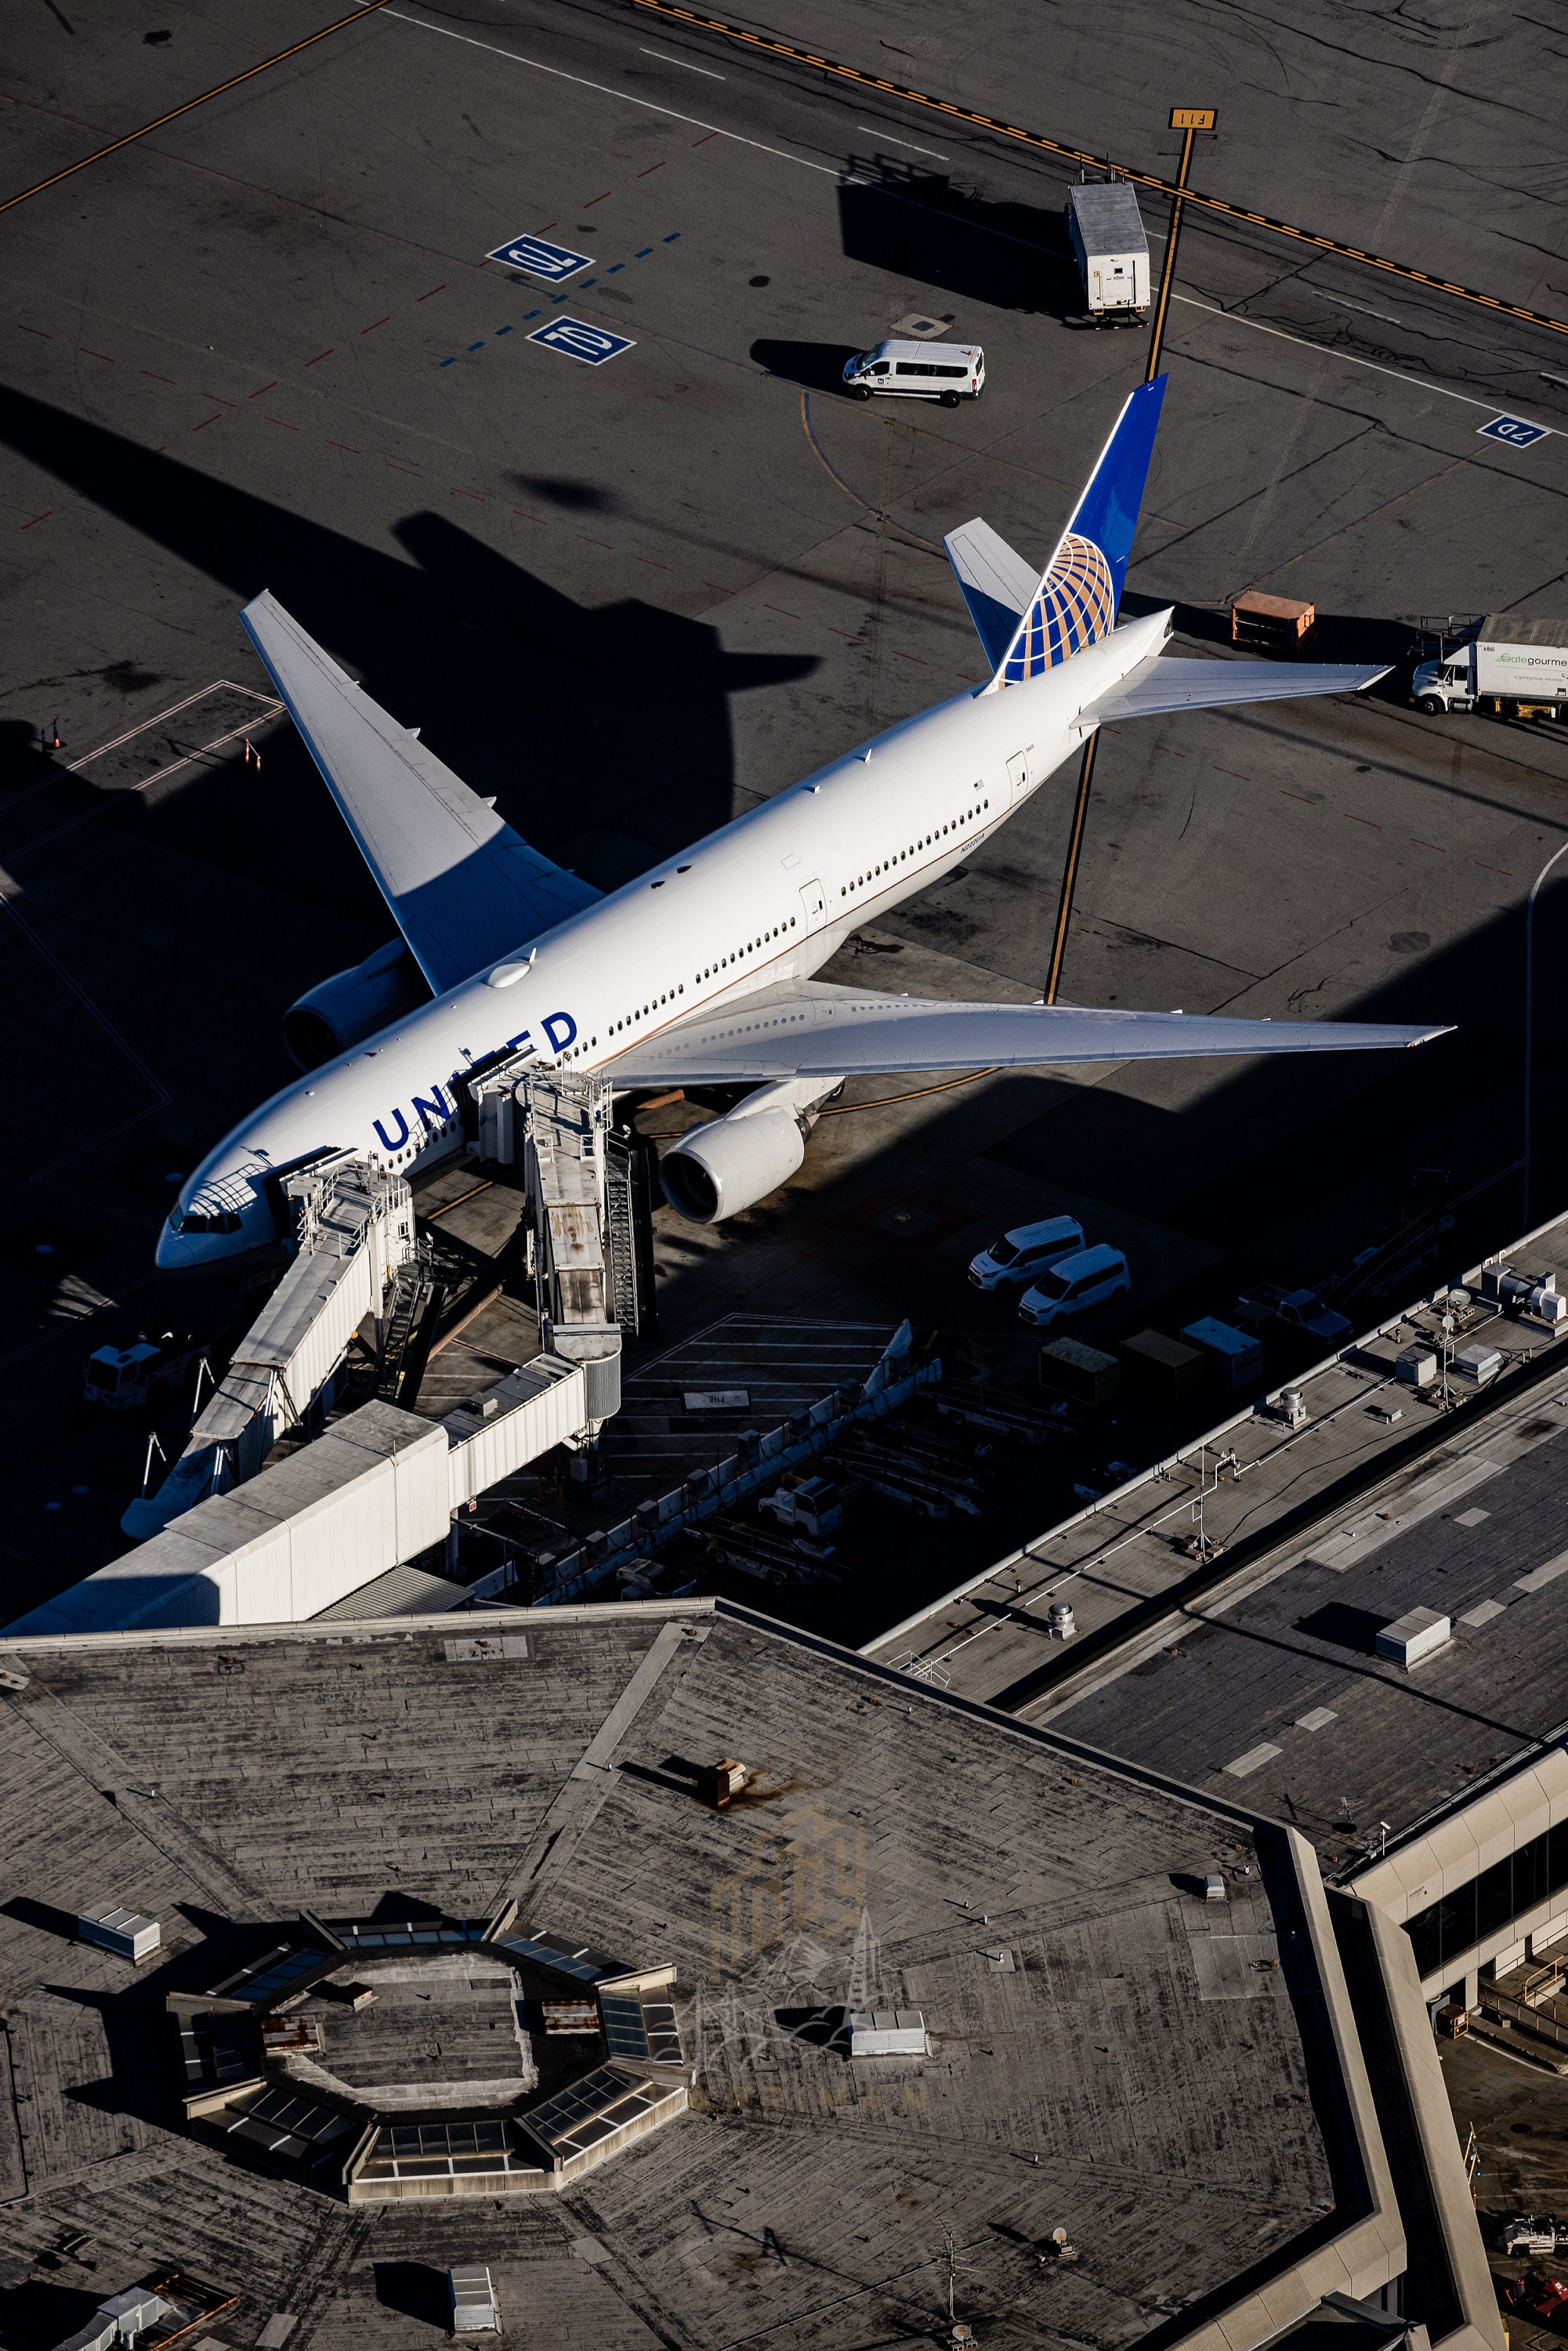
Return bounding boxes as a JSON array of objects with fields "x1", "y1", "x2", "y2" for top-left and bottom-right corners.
[
  {"x1": 943, "y1": 517, "x2": 1040, "y2": 668},
  {"x1": 603, "y1": 980, "x2": 1447, "y2": 1085},
  {"x1": 241, "y1": 592, "x2": 602, "y2": 994},
  {"x1": 1078, "y1": 652, "x2": 1391, "y2": 726}
]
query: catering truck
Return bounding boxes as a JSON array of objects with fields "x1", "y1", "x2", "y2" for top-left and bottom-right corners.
[
  {"x1": 1066, "y1": 179, "x2": 1150, "y2": 325},
  {"x1": 1411, "y1": 617, "x2": 1568, "y2": 719}
]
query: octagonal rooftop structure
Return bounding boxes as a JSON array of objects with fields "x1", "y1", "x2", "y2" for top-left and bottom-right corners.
[{"x1": 0, "y1": 1601, "x2": 1496, "y2": 2351}]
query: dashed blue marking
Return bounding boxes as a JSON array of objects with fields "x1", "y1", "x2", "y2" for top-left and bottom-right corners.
[{"x1": 437, "y1": 232, "x2": 678, "y2": 368}]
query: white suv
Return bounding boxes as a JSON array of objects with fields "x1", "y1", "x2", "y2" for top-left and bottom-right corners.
[
  {"x1": 1019, "y1": 1244, "x2": 1131, "y2": 1328},
  {"x1": 969, "y1": 1216, "x2": 1085, "y2": 1292}
]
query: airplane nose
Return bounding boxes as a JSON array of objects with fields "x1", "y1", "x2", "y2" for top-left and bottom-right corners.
[{"x1": 154, "y1": 1222, "x2": 195, "y2": 1272}]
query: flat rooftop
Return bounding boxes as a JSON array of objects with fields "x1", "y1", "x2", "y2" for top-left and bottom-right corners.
[
  {"x1": 994, "y1": 1299, "x2": 1568, "y2": 1889},
  {"x1": 0, "y1": 1601, "x2": 1360, "y2": 2347}
]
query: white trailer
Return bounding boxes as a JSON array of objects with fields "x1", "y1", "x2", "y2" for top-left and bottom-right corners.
[
  {"x1": 1411, "y1": 616, "x2": 1568, "y2": 717},
  {"x1": 1066, "y1": 181, "x2": 1150, "y2": 324}
]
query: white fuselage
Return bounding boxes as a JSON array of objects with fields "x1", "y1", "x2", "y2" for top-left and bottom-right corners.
[{"x1": 157, "y1": 610, "x2": 1170, "y2": 1269}]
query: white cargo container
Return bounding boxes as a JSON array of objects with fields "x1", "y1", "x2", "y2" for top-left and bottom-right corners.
[
  {"x1": 1066, "y1": 181, "x2": 1150, "y2": 324},
  {"x1": 1412, "y1": 617, "x2": 1568, "y2": 717}
]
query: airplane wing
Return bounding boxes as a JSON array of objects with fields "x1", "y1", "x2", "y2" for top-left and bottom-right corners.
[
  {"x1": 1077, "y1": 652, "x2": 1390, "y2": 726},
  {"x1": 602, "y1": 980, "x2": 1447, "y2": 1085},
  {"x1": 241, "y1": 591, "x2": 602, "y2": 994}
]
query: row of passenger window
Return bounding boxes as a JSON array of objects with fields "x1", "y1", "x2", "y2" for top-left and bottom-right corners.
[
  {"x1": 841, "y1": 799, "x2": 990, "y2": 897},
  {"x1": 694, "y1": 912, "x2": 799, "y2": 985}
]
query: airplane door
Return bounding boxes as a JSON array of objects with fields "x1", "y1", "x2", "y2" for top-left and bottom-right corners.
[
  {"x1": 1007, "y1": 751, "x2": 1029, "y2": 799},
  {"x1": 799, "y1": 877, "x2": 827, "y2": 931}
]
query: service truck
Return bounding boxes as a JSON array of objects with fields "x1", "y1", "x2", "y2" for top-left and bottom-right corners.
[
  {"x1": 1066, "y1": 180, "x2": 1150, "y2": 326},
  {"x1": 1411, "y1": 617, "x2": 1568, "y2": 719}
]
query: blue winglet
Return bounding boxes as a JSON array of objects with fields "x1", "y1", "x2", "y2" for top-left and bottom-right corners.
[{"x1": 1067, "y1": 374, "x2": 1167, "y2": 614}]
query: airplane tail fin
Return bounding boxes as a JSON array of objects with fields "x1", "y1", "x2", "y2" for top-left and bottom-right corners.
[{"x1": 983, "y1": 374, "x2": 1167, "y2": 689}]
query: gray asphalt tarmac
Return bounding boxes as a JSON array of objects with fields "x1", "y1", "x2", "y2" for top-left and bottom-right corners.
[{"x1": 4, "y1": 0, "x2": 1568, "y2": 1606}]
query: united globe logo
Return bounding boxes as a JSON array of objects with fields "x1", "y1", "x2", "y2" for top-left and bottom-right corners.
[{"x1": 1001, "y1": 533, "x2": 1117, "y2": 684}]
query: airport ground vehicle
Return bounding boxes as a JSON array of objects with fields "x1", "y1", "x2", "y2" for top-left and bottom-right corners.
[
  {"x1": 1411, "y1": 618, "x2": 1568, "y2": 717},
  {"x1": 1018, "y1": 1245, "x2": 1131, "y2": 1328},
  {"x1": 842, "y1": 340, "x2": 985, "y2": 405},
  {"x1": 1067, "y1": 179, "x2": 1150, "y2": 324},
  {"x1": 1504, "y1": 2270, "x2": 1568, "y2": 2324},
  {"x1": 968, "y1": 1215, "x2": 1085, "y2": 1291},
  {"x1": 1233, "y1": 1284, "x2": 1353, "y2": 1345},
  {"x1": 83, "y1": 1332, "x2": 205, "y2": 1411},
  {"x1": 758, "y1": 1475, "x2": 843, "y2": 1540}
]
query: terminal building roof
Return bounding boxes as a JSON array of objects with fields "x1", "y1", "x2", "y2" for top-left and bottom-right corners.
[
  {"x1": 1047, "y1": 1355, "x2": 1568, "y2": 1883},
  {"x1": 0, "y1": 1599, "x2": 1401, "y2": 2349}
]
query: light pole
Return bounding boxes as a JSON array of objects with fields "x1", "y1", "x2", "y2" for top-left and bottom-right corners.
[
  {"x1": 1523, "y1": 836, "x2": 1568, "y2": 1228},
  {"x1": 1045, "y1": 105, "x2": 1215, "y2": 1006}
]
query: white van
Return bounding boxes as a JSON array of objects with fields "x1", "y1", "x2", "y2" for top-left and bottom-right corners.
[
  {"x1": 968, "y1": 1216, "x2": 1085, "y2": 1293},
  {"x1": 1018, "y1": 1244, "x2": 1131, "y2": 1328},
  {"x1": 842, "y1": 340, "x2": 984, "y2": 408}
]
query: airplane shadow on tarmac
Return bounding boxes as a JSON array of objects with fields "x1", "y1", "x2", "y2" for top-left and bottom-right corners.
[{"x1": 0, "y1": 385, "x2": 818, "y2": 916}]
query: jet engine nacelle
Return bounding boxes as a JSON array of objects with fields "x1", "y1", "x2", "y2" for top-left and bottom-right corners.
[
  {"x1": 660, "y1": 1099, "x2": 807, "y2": 1224},
  {"x1": 283, "y1": 938, "x2": 429, "y2": 1070}
]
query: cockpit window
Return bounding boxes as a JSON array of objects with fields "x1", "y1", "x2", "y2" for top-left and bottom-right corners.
[{"x1": 170, "y1": 1207, "x2": 241, "y2": 1236}]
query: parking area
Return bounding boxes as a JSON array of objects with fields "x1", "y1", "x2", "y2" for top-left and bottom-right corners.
[{"x1": 5, "y1": 0, "x2": 1568, "y2": 1612}]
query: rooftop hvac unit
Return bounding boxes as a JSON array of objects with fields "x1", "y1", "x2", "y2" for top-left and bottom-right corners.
[
  {"x1": 1046, "y1": 1602, "x2": 1076, "y2": 1640},
  {"x1": 1453, "y1": 1343, "x2": 1502, "y2": 1386},
  {"x1": 77, "y1": 1904, "x2": 161, "y2": 1962},
  {"x1": 1396, "y1": 1348, "x2": 1436, "y2": 1388},
  {"x1": 1204, "y1": 1874, "x2": 1227, "y2": 1903},
  {"x1": 1376, "y1": 1607, "x2": 1451, "y2": 1669},
  {"x1": 848, "y1": 2009, "x2": 928, "y2": 2056},
  {"x1": 449, "y1": 2265, "x2": 499, "y2": 2334}
]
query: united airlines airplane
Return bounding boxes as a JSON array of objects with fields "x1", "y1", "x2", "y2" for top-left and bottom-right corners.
[{"x1": 156, "y1": 377, "x2": 1444, "y2": 1271}]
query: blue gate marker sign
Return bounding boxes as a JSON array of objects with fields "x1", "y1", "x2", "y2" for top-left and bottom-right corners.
[
  {"x1": 529, "y1": 317, "x2": 635, "y2": 366},
  {"x1": 486, "y1": 232, "x2": 591, "y2": 281},
  {"x1": 1478, "y1": 414, "x2": 1552, "y2": 448}
]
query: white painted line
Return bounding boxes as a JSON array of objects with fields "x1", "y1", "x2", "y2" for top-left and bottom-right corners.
[
  {"x1": 1172, "y1": 293, "x2": 1562, "y2": 423},
  {"x1": 1313, "y1": 288, "x2": 1403, "y2": 328},
  {"x1": 1222, "y1": 1741, "x2": 1281, "y2": 1778},
  {"x1": 1515, "y1": 1551, "x2": 1568, "y2": 1595},
  {"x1": 385, "y1": 12, "x2": 843, "y2": 177},
  {"x1": 1459, "y1": 1599, "x2": 1508, "y2": 1627},
  {"x1": 1294, "y1": 1707, "x2": 1338, "y2": 1733},
  {"x1": 640, "y1": 46, "x2": 726, "y2": 78},
  {"x1": 856, "y1": 125, "x2": 951, "y2": 161}
]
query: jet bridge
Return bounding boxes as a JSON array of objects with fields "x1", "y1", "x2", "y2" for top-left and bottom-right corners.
[
  {"x1": 122, "y1": 1157, "x2": 416, "y2": 1540},
  {"x1": 469, "y1": 1057, "x2": 642, "y2": 1441}
]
